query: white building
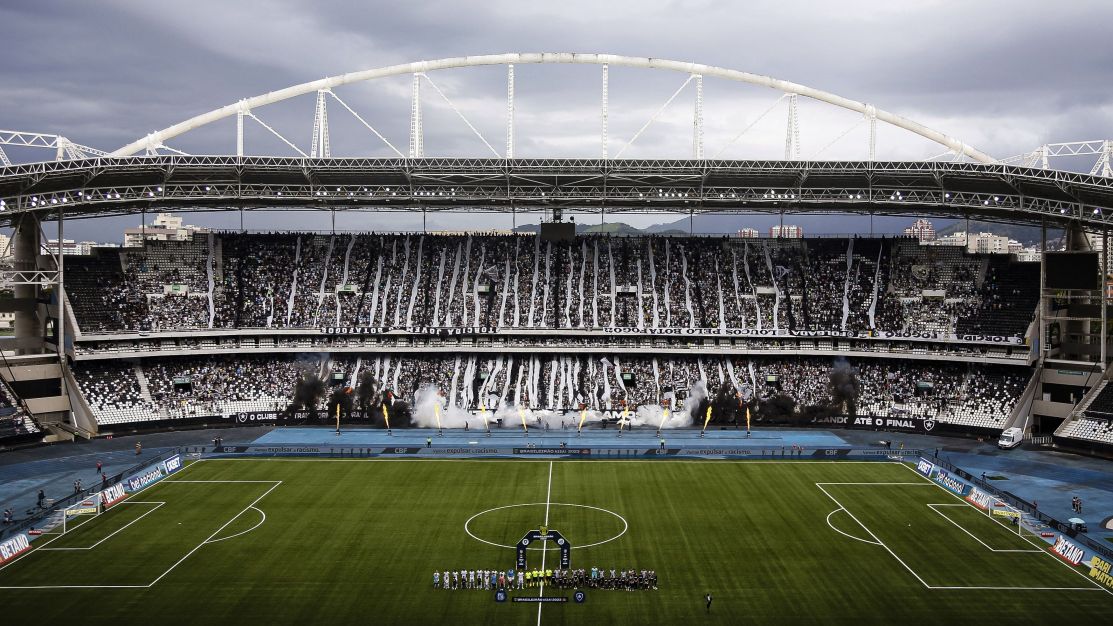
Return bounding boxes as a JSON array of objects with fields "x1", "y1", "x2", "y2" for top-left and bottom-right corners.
[
  {"x1": 770, "y1": 225, "x2": 803, "y2": 238},
  {"x1": 45, "y1": 239, "x2": 111, "y2": 256},
  {"x1": 737, "y1": 228, "x2": 759, "y2": 238},
  {"x1": 0, "y1": 233, "x2": 10, "y2": 260},
  {"x1": 903, "y1": 218, "x2": 935, "y2": 242},
  {"x1": 124, "y1": 213, "x2": 208, "y2": 247},
  {"x1": 933, "y1": 231, "x2": 1022, "y2": 255}
]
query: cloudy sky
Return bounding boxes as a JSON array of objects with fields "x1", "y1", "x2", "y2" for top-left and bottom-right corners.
[{"x1": 2, "y1": 0, "x2": 1111, "y2": 240}]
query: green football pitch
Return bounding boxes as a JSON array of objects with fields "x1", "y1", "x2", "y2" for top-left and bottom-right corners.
[{"x1": 1, "y1": 458, "x2": 1110, "y2": 624}]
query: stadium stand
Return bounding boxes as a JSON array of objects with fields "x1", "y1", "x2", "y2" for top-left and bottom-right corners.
[
  {"x1": 70, "y1": 354, "x2": 1029, "y2": 430},
  {"x1": 1058, "y1": 416, "x2": 1113, "y2": 445},
  {"x1": 63, "y1": 233, "x2": 1040, "y2": 339},
  {"x1": 0, "y1": 380, "x2": 39, "y2": 442}
]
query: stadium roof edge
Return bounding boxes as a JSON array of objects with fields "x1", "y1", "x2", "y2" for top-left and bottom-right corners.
[{"x1": 1, "y1": 157, "x2": 1111, "y2": 229}]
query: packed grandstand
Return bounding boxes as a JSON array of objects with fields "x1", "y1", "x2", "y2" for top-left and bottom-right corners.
[
  {"x1": 53, "y1": 232, "x2": 1035, "y2": 435},
  {"x1": 3, "y1": 38, "x2": 1113, "y2": 623}
]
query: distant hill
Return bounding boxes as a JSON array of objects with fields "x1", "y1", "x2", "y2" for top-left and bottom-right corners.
[
  {"x1": 513, "y1": 221, "x2": 686, "y2": 236},
  {"x1": 934, "y1": 220, "x2": 1059, "y2": 246},
  {"x1": 511, "y1": 215, "x2": 1058, "y2": 243},
  {"x1": 646, "y1": 213, "x2": 924, "y2": 236}
]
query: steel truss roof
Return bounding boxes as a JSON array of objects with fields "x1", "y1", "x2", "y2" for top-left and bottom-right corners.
[{"x1": 2, "y1": 156, "x2": 1112, "y2": 228}]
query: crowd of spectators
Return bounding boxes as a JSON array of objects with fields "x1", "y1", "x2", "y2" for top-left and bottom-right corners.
[
  {"x1": 72, "y1": 362, "x2": 156, "y2": 424},
  {"x1": 63, "y1": 233, "x2": 1039, "y2": 340},
  {"x1": 71, "y1": 353, "x2": 1030, "y2": 430},
  {"x1": 145, "y1": 355, "x2": 310, "y2": 419},
  {"x1": 0, "y1": 381, "x2": 39, "y2": 441}
]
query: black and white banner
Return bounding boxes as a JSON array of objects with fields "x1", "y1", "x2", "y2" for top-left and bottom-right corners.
[
  {"x1": 811, "y1": 414, "x2": 937, "y2": 434},
  {"x1": 318, "y1": 325, "x2": 1023, "y2": 346}
]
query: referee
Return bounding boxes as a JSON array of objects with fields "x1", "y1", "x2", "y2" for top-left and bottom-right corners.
[{"x1": 705, "y1": 592, "x2": 713, "y2": 613}]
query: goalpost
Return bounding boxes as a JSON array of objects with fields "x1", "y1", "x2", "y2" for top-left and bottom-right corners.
[
  {"x1": 966, "y1": 486, "x2": 1026, "y2": 536},
  {"x1": 61, "y1": 496, "x2": 102, "y2": 534},
  {"x1": 986, "y1": 499, "x2": 1025, "y2": 536}
]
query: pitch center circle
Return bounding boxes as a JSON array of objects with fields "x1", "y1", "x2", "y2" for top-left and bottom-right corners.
[{"x1": 464, "y1": 502, "x2": 628, "y2": 550}]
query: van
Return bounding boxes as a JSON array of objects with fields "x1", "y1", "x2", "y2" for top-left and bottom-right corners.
[{"x1": 997, "y1": 427, "x2": 1023, "y2": 449}]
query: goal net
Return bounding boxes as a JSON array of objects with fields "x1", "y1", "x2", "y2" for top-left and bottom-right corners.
[
  {"x1": 987, "y1": 499, "x2": 1025, "y2": 536},
  {"x1": 61, "y1": 496, "x2": 102, "y2": 534}
]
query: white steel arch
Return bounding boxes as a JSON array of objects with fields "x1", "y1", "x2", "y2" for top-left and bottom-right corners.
[{"x1": 110, "y1": 52, "x2": 996, "y2": 163}]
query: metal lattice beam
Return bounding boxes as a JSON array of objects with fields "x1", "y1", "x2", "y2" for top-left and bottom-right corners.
[
  {"x1": 105, "y1": 53, "x2": 998, "y2": 163},
  {"x1": 0, "y1": 130, "x2": 107, "y2": 160},
  {"x1": 3, "y1": 157, "x2": 1113, "y2": 229}
]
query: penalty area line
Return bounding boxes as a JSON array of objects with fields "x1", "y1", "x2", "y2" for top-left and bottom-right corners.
[
  {"x1": 815, "y1": 482, "x2": 933, "y2": 589},
  {"x1": 146, "y1": 480, "x2": 282, "y2": 588},
  {"x1": 896, "y1": 462, "x2": 1113, "y2": 596}
]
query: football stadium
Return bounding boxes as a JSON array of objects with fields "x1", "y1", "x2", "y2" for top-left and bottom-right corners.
[{"x1": 2, "y1": 22, "x2": 1113, "y2": 626}]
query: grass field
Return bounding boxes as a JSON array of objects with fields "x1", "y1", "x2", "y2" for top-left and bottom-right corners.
[{"x1": 1, "y1": 458, "x2": 1110, "y2": 624}]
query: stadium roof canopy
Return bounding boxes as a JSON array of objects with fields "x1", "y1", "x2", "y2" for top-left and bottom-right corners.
[{"x1": 2, "y1": 156, "x2": 1113, "y2": 229}]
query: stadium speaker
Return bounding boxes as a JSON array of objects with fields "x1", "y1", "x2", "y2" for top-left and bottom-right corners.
[{"x1": 540, "y1": 221, "x2": 575, "y2": 242}]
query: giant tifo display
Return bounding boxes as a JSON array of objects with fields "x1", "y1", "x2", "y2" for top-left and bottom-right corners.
[
  {"x1": 62, "y1": 232, "x2": 1036, "y2": 436},
  {"x1": 2, "y1": 45, "x2": 1113, "y2": 624}
]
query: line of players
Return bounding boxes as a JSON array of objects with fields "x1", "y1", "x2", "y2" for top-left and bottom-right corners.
[
  {"x1": 556, "y1": 567, "x2": 658, "y2": 590},
  {"x1": 433, "y1": 567, "x2": 657, "y2": 591}
]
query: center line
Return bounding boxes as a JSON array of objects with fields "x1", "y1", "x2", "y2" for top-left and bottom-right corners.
[{"x1": 538, "y1": 460, "x2": 553, "y2": 626}]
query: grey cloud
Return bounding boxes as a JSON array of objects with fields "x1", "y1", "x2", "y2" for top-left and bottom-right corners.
[{"x1": 3, "y1": 0, "x2": 1111, "y2": 238}]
